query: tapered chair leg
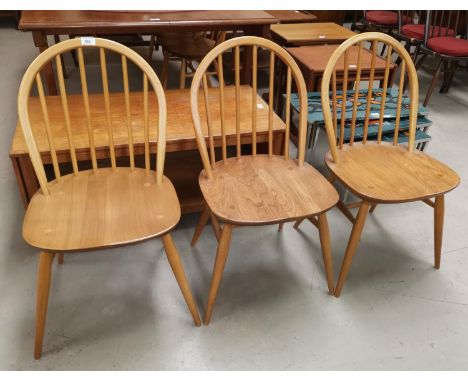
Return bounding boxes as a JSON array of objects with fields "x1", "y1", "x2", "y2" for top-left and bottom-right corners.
[
  {"x1": 434, "y1": 195, "x2": 445, "y2": 269},
  {"x1": 191, "y1": 205, "x2": 211, "y2": 246},
  {"x1": 370, "y1": 203, "x2": 378, "y2": 213},
  {"x1": 423, "y1": 58, "x2": 444, "y2": 107},
  {"x1": 57, "y1": 253, "x2": 64, "y2": 265},
  {"x1": 210, "y1": 213, "x2": 222, "y2": 242},
  {"x1": 162, "y1": 234, "x2": 201, "y2": 326},
  {"x1": 204, "y1": 223, "x2": 233, "y2": 325},
  {"x1": 278, "y1": 222, "x2": 284, "y2": 231},
  {"x1": 334, "y1": 201, "x2": 370, "y2": 297},
  {"x1": 34, "y1": 251, "x2": 54, "y2": 359},
  {"x1": 293, "y1": 218, "x2": 305, "y2": 229},
  {"x1": 317, "y1": 213, "x2": 334, "y2": 294}
]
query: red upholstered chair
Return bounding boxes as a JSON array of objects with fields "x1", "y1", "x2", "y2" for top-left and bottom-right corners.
[
  {"x1": 358, "y1": 11, "x2": 412, "y2": 35},
  {"x1": 416, "y1": 10, "x2": 468, "y2": 106}
]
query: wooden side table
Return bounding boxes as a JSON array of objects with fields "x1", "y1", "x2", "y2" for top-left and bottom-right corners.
[
  {"x1": 287, "y1": 44, "x2": 397, "y2": 91},
  {"x1": 270, "y1": 22, "x2": 356, "y2": 46},
  {"x1": 10, "y1": 86, "x2": 285, "y2": 213}
]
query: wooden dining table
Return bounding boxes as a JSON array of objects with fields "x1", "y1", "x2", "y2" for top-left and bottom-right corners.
[
  {"x1": 18, "y1": 10, "x2": 279, "y2": 94},
  {"x1": 10, "y1": 86, "x2": 286, "y2": 214}
]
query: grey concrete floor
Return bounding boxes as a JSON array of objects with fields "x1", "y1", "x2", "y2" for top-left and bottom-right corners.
[{"x1": 0, "y1": 23, "x2": 468, "y2": 370}]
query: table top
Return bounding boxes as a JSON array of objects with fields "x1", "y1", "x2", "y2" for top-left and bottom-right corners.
[
  {"x1": 11, "y1": 86, "x2": 285, "y2": 156},
  {"x1": 270, "y1": 22, "x2": 356, "y2": 45},
  {"x1": 19, "y1": 10, "x2": 278, "y2": 32},
  {"x1": 265, "y1": 10, "x2": 317, "y2": 23},
  {"x1": 287, "y1": 44, "x2": 395, "y2": 74}
]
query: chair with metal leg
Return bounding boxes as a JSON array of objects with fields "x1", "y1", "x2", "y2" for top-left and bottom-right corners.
[
  {"x1": 18, "y1": 37, "x2": 201, "y2": 359},
  {"x1": 189, "y1": 36, "x2": 339, "y2": 324}
]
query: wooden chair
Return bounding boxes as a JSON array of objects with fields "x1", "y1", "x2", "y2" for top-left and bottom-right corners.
[
  {"x1": 189, "y1": 36, "x2": 339, "y2": 324},
  {"x1": 150, "y1": 31, "x2": 226, "y2": 89},
  {"x1": 295, "y1": 32, "x2": 459, "y2": 297},
  {"x1": 18, "y1": 37, "x2": 201, "y2": 359},
  {"x1": 416, "y1": 11, "x2": 468, "y2": 106}
]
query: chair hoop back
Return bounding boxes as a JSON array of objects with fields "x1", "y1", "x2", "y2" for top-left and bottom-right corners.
[
  {"x1": 321, "y1": 32, "x2": 419, "y2": 164},
  {"x1": 18, "y1": 37, "x2": 167, "y2": 195},
  {"x1": 190, "y1": 36, "x2": 308, "y2": 179}
]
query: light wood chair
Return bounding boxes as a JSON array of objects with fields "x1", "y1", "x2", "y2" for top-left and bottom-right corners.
[
  {"x1": 295, "y1": 32, "x2": 460, "y2": 297},
  {"x1": 17, "y1": 37, "x2": 201, "y2": 359},
  {"x1": 150, "y1": 31, "x2": 226, "y2": 89},
  {"x1": 189, "y1": 36, "x2": 339, "y2": 324}
]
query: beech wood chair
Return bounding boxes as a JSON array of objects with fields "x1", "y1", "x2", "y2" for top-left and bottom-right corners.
[
  {"x1": 189, "y1": 36, "x2": 339, "y2": 324},
  {"x1": 18, "y1": 37, "x2": 201, "y2": 359},
  {"x1": 295, "y1": 32, "x2": 459, "y2": 297}
]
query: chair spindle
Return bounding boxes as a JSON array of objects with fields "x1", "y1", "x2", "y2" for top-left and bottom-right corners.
[{"x1": 122, "y1": 56, "x2": 135, "y2": 170}]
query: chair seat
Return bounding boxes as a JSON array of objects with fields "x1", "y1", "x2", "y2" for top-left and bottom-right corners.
[
  {"x1": 402, "y1": 24, "x2": 456, "y2": 41},
  {"x1": 366, "y1": 11, "x2": 398, "y2": 26},
  {"x1": 23, "y1": 167, "x2": 180, "y2": 252},
  {"x1": 160, "y1": 32, "x2": 215, "y2": 59},
  {"x1": 199, "y1": 155, "x2": 339, "y2": 225},
  {"x1": 325, "y1": 143, "x2": 460, "y2": 203},
  {"x1": 427, "y1": 36, "x2": 468, "y2": 57}
]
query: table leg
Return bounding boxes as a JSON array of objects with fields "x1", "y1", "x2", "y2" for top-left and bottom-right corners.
[
  {"x1": 273, "y1": 131, "x2": 285, "y2": 155},
  {"x1": 10, "y1": 156, "x2": 29, "y2": 209},
  {"x1": 32, "y1": 31, "x2": 57, "y2": 95},
  {"x1": 17, "y1": 156, "x2": 40, "y2": 207}
]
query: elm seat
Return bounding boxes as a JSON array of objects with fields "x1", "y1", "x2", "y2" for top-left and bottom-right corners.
[
  {"x1": 325, "y1": 143, "x2": 460, "y2": 203},
  {"x1": 23, "y1": 168, "x2": 181, "y2": 252},
  {"x1": 427, "y1": 36, "x2": 468, "y2": 57},
  {"x1": 402, "y1": 24, "x2": 456, "y2": 41},
  {"x1": 199, "y1": 155, "x2": 339, "y2": 225}
]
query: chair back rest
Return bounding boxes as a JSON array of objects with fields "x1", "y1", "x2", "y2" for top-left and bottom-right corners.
[
  {"x1": 424, "y1": 10, "x2": 463, "y2": 43},
  {"x1": 397, "y1": 11, "x2": 427, "y2": 33},
  {"x1": 18, "y1": 37, "x2": 167, "y2": 196},
  {"x1": 321, "y1": 32, "x2": 419, "y2": 164},
  {"x1": 190, "y1": 36, "x2": 308, "y2": 179}
]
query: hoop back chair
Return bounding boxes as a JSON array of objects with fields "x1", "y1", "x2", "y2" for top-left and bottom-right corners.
[
  {"x1": 305, "y1": 32, "x2": 459, "y2": 297},
  {"x1": 189, "y1": 36, "x2": 339, "y2": 324},
  {"x1": 418, "y1": 11, "x2": 468, "y2": 106},
  {"x1": 18, "y1": 37, "x2": 201, "y2": 359}
]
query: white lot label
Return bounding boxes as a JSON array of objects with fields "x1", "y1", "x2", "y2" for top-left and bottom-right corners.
[
  {"x1": 319, "y1": 35, "x2": 326, "y2": 39},
  {"x1": 81, "y1": 37, "x2": 96, "y2": 46},
  {"x1": 257, "y1": 103, "x2": 264, "y2": 109},
  {"x1": 349, "y1": 64, "x2": 357, "y2": 68},
  {"x1": 150, "y1": 18, "x2": 161, "y2": 21}
]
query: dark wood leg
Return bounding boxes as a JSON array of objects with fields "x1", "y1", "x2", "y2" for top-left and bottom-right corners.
[
  {"x1": 10, "y1": 156, "x2": 29, "y2": 208},
  {"x1": 32, "y1": 31, "x2": 57, "y2": 95},
  {"x1": 423, "y1": 58, "x2": 444, "y2": 107},
  {"x1": 17, "y1": 156, "x2": 40, "y2": 204}
]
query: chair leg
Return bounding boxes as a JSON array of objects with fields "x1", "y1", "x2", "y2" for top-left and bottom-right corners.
[
  {"x1": 278, "y1": 222, "x2": 284, "y2": 232},
  {"x1": 162, "y1": 50, "x2": 169, "y2": 89},
  {"x1": 162, "y1": 234, "x2": 201, "y2": 326},
  {"x1": 179, "y1": 58, "x2": 187, "y2": 89},
  {"x1": 210, "y1": 213, "x2": 222, "y2": 242},
  {"x1": 204, "y1": 223, "x2": 233, "y2": 325},
  {"x1": 191, "y1": 205, "x2": 211, "y2": 246},
  {"x1": 434, "y1": 195, "x2": 445, "y2": 269},
  {"x1": 334, "y1": 201, "x2": 370, "y2": 297},
  {"x1": 369, "y1": 203, "x2": 378, "y2": 213},
  {"x1": 34, "y1": 251, "x2": 54, "y2": 359},
  {"x1": 57, "y1": 253, "x2": 64, "y2": 265},
  {"x1": 317, "y1": 213, "x2": 334, "y2": 295},
  {"x1": 293, "y1": 218, "x2": 305, "y2": 229},
  {"x1": 423, "y1": 58, "x2": 444, "y2": 107}
]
